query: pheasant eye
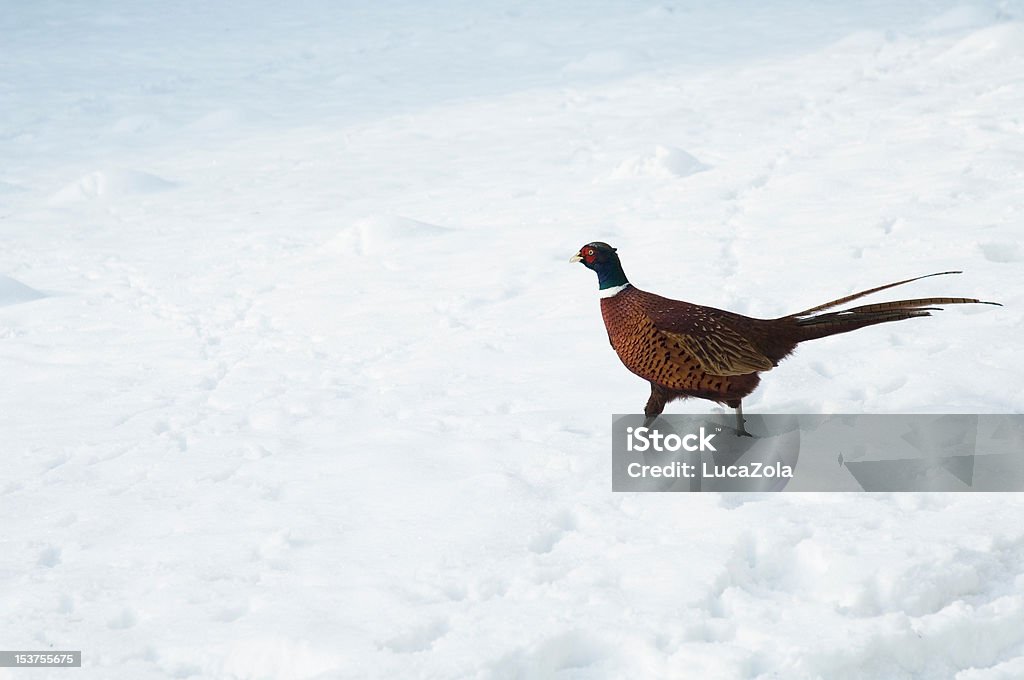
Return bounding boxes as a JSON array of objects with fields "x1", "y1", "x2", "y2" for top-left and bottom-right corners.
[{"x1": 587, "y1": 249, "x2": 594, "y2": 256}]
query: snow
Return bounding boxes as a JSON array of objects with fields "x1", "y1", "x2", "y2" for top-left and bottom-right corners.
[
  {"x1": 2, "y1": 1, "x2": 1024, "y2": 678},
  {"x1": 50, "y1": 170, "x2": 177, "y2": 204},
  {"x1": 0, "y1": 276, "x2": 46, "y2": 308},
  {"x1": 608, "y1": 145, "x2": 710, "y2": 181}
]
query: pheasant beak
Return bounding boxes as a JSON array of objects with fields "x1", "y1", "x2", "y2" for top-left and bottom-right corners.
[{"x1": 569, "y1": 252, "x2": 583, "y2": 263}]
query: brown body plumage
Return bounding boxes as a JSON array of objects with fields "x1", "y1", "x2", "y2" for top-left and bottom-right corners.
[{"x1": 571, "y1": 242, "x2": 999, "y2": 432}]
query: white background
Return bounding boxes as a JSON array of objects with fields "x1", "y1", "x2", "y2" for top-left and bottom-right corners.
[{"x1": 2, "y1": 1, "x2": 1023, "y2": 678}]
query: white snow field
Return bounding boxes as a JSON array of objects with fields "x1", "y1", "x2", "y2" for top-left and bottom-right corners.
[{"x1": 3, "y1": 1, "x2": 1024, "y2": 678}]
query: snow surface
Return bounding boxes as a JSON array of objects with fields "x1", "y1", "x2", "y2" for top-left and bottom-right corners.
[{"x1": 2, "y1": 1, "x2": 1024, "y2": 678}]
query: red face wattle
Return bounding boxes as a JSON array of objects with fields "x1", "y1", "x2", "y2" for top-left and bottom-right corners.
[
  {"x1": 570, "y1": 245, "x2": 597, "y2": 264},
  {"x1": 570, "y1": 243, "x2": 615, "y2": 267}
]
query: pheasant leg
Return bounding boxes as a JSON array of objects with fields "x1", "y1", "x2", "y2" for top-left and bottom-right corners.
[
  {"x1": 733, "y1": 401, "x2": 752, "y2": 437},
  {"x1": 643, "y1": 383, "x2": 668, "y2": 427}
]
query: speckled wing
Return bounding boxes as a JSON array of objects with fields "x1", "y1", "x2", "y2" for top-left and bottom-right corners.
[{"x1": 650, "y1": 307, "x2": 775, "y2": 377}]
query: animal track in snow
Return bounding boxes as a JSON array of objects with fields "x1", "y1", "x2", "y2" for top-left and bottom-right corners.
[
  {"x1": 528, "y1": 509, "x2": 578, "y2": 554},
  {"x1": 528, "y1": 530, "x2": 563, "y2": 555}
]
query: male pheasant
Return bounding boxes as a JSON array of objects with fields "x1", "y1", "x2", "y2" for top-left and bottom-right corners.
[{"x1": 571, "y1": 242, "x2": 998, "y2": 434}]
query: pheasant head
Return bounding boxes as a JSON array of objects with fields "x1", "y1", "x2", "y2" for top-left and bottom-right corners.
[{"x1": 570, "y1": 242, "x2": 629, "y2": 292}]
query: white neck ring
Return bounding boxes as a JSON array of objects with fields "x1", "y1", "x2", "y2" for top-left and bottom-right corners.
[{"x1": 598, "y1": 283, "x2": 630, "y2": 299}]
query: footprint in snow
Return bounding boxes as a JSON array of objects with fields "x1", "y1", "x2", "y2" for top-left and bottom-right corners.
[
  {"x1": 528, "y1": 509, "x2": 578, "y2": 554},
  {"x1": 528, "y1": 530, "x2": 563, "y2": 555}
]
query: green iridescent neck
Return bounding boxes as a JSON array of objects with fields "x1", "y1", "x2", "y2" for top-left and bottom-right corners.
[{"x1": 596, "y1": 259, "x2": 629, "y2": 290}]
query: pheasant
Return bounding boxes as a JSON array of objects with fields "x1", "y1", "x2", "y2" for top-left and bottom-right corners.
[{"x1": 571, "y1": 242, "x2": 999, "y2": 435}]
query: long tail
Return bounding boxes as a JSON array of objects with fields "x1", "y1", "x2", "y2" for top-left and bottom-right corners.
[{"x1": 786, "y1": 271, "x2": 1000, "y2": 342}]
